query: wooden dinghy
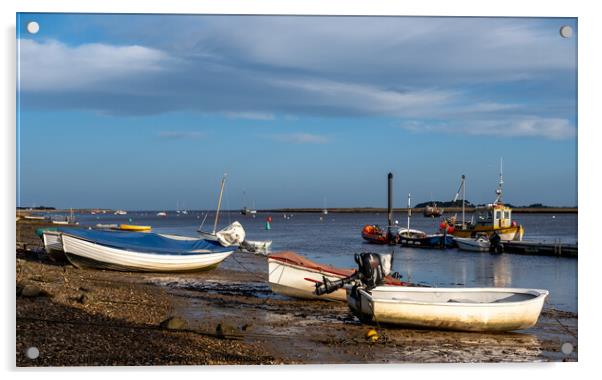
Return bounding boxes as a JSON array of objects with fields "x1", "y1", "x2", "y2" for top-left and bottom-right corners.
[
  {"x1": 59, "y1": 228, "x2": 235, "y2": 272},
  {"x1": 347, "y1": 286, "x2": 548, "y2": 332},
  {"x1": 268, "y1": 252, "x2": 407, "y2": 302}
]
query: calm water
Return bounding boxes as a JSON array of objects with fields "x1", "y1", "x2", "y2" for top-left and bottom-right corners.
[{"x1": 76, "y1": 211, "x2": 578, "y2": 312}]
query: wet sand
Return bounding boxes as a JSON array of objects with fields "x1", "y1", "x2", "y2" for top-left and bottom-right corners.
[{"x1": 16, "y1": 246, "x2": 577, "y2": 366}]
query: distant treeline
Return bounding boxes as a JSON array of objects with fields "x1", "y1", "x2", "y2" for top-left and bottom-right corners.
[
  {"x1": 17, "y1": 206, "x2": 56, "y2": 210},
  {"x1": 415, "y1": 200, "x2": 574, "y2": 209}
]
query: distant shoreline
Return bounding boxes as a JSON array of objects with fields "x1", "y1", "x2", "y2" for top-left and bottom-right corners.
[{"x1": 17, "y1": 207, "x2": 578, "y2": 214}]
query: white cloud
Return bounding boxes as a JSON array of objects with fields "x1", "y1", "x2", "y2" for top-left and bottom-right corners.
[
  {"x1": 224, "y1": 112, "x2": 275, "y2": 120},
  {"x1": 17, "y1": 17, "x2": 576, "y2": 141},
  {"x1": 157, "y1": 131, "x2": 204, "y2": 140},
  {"x1": 269, "y1": 133, "x2": 329, "y2": 144},
  {"x1": 19, "y1": 39, "x2": 174, "y2": 91},
  {"x1": 272, "y1": 78, "x2": 453, "y2": 117},
  {"x1": 400, "y1": 117, "x2": 575, "y2": 140}
]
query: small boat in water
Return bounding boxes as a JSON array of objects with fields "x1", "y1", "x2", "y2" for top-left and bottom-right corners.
[
  {"x1": 399, "y1": 233, "x2": 455, "y2": 249},
  {"x1": 156, "y1": 211, "x2": 167, "y2": 217},
  {"x1": 58, "y1": 228, "x2": 235, "y2": 272},
  {"x1": 347, "y1": 286, "x2": 548, "y2": 332},
  {"x1": 361, "y1": 224, "x2": 392, "y2": 244},
  {"x1": 114, "y1": 210, "x2": 127, "y2": 215},
  {"x1": 455, "y1": 236, "x2": 491, "y2": 252},
  {"x1": 268, "y1": 252, "x2": 409, "y2": 302},
  {"x1": 113, "y1": 224, "x2": 152, "y2": 232}
]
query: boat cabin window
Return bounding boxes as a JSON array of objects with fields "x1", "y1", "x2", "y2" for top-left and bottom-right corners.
[
  {"x1": 504, "y1": 210, "x2": 511, "y2": 220},
  {"x1": 476, "y1": 209, "x2": 493, "y2": 225},
  {"x1": 495, "y1": 210, "x2": 502, "y2": 220}
]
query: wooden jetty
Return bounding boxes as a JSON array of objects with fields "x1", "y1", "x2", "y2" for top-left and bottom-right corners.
[{"x1": 499, "y1": 240, "x2": 577, "y2": 258}]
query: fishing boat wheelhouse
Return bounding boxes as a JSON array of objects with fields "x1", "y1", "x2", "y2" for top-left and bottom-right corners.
[{"x1": 452, "y1": 203, "x2": 524, "y2": 241}]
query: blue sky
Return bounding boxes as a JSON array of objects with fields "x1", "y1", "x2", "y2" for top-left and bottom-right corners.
[{"x1": 16, "y1": 14, "x2": 577, "y2": 210}]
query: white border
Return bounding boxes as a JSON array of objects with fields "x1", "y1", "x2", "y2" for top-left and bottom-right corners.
[{"x1": 2, "y1": 0, "x2": 600, "y2": 379}]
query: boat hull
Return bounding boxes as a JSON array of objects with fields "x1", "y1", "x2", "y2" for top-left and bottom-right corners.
[
  {"x1": 115, "y1": 224, "x2": 152, "y2": 232},
  {"x1": 348, "y1": 287, "x2": 548, "y2": 332},
  {"x1": 399, "y1": 234, "x2": 455, "y2": 249},
  {"x1": 268, "y1": 256, "x2": 348, "y2": 301},
  {"x1": 455, "y1": 237, "x2": 491, "y2": 252},
  {"x1": 453, "y1": 225, "x2": 523, "y2": 241},
  {"x1": 61, "y1": 234, "x2": 233, "y2": 272},
  {"x1": 42, "y1": 230, "x2": 67, "y2": 261}
]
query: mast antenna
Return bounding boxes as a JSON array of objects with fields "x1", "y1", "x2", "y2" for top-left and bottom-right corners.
[{"x1": 495, "y1": 158, "x2": 503, "y2": 204}]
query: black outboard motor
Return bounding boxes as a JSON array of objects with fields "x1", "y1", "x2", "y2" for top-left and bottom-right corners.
[{"x1": 315, "y1": 252, "x2": 392, "y2": 296}]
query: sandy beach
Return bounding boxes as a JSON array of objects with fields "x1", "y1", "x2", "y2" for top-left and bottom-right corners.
[{"x1": 16, "y1": 220, "x2": 577, "y2": 366}]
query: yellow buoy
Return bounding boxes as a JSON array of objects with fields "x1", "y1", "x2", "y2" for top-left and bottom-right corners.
[{"x1": 365, "y1": 328, "x2": 379, "y2": 342}]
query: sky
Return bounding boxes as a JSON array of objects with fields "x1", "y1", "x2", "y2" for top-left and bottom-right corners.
[{"x1": 16, "y1": 14, "x2": 577, "y2": 210}]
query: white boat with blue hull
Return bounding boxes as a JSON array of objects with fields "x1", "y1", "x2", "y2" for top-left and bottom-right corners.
[{"x1": 59, "y1": 228, "x2": 235, "y2": 272}]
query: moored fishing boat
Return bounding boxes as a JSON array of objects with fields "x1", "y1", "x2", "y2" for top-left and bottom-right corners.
[
  {"x1": 59, "y1": 228, "x2": 235, "y2": 272},
  {"x1": 450, "y1": 162, "x2": 524, "y2": 241},
  {"x1": 268, "y1": 252, "x2": 409, "y2": 302},
  {"x1": 455, "y1": 236, "x2": 491, "y2": 252},
  {"x1": 347, "y1": 286, "x2": 548, "y2": 332}
]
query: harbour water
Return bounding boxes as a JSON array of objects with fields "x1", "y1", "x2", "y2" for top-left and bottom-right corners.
[{"x1": 76, "y1": 211, "x2": 577, "y2": 312}]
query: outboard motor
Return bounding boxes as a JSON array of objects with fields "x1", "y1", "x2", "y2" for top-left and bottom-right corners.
[{"x1": 315, "y1": 252, "x2": 392, "y2": 296}]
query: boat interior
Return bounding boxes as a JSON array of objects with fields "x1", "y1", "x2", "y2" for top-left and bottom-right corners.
[{"x1": 370, "y1": 288, "x2": 539, "y2": 304}]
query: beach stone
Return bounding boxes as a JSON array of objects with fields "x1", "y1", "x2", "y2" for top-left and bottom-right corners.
[
  {"x1": 76, "y1": 293, "x2": 88, "y2": 304},
  {"x1": 216, "y1": 321, "x2": 242, "y2": 339},
  {"x1": 21, "y1": 284, "x2": 42, "y2": 297},
  {"x1": 241, "y1": 323, "x2": 252, "y2": 331},
  {"x1": 160, "y1": 316, "x2": 187, "y2": 330}
]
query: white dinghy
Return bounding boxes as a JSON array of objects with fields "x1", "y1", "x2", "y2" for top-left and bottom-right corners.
[
  {"x1": 59, "y1": 228, "x2": 235, "y2": 272},
  {"x1": 348, "y1": 286, "x2": 548, "y2": 332},
  {"x1": 268, "y1": 252, "x2": 354, "y2": 301},
  {"x1": 42, "y1": 230, "x2": 63, "y2": 254},
  {"x1": 455, "y1": 236, "x2": 491, "y2": 252}
]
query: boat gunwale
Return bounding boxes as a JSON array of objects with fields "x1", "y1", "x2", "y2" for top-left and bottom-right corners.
[
  {"x1": 361, "y1": 287, "x2": 549, "y2": 308},
  {"x1": 267, "y1": 256, "x2": 350, "y2": 278}
]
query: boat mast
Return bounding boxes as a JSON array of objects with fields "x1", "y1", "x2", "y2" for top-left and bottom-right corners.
[
  {"x1": 494, "y1": 158, "x2": 503, "y2": 205},
  {"x1": 407, "y1": 193, "x2": 411, "y2": 231},
  {"x1": 461, "y1": 175, "x2": 466, "y2": 226},
  {"x1": 212, "y1": 173, "x2": 227, "y2": 234},
  {"x1": 387, "y1": 173, "x2": 393, "y2": 228}
]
